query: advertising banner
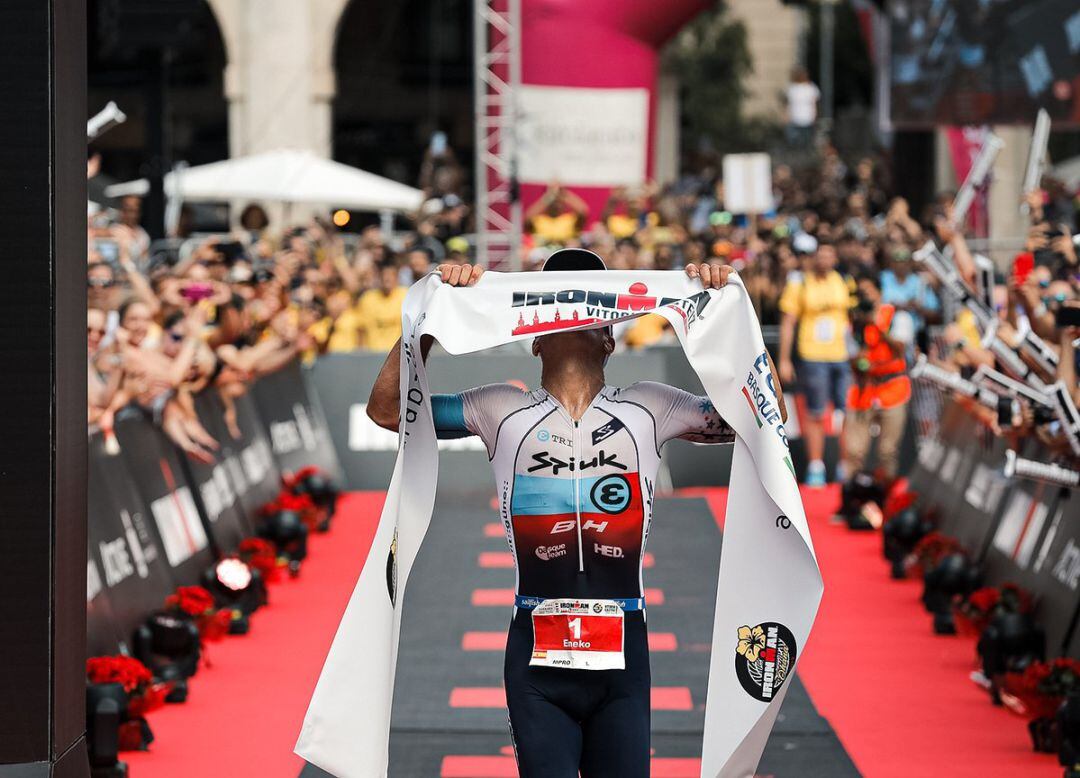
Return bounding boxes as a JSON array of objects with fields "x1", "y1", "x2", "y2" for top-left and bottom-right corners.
[
  {"x1": 113, "y1": 413, "x2": 214, "y2": 581},
  {"x1": 518, "y1": 86, "x2": 649, "y2": 187},
  {"x1": 1021, "y1": 491, "x2": 1080, "y2": 656},
  {"x1": 188, "y1": 393, "x2": 259, "y2": 549},
  {"x1": 88, "y1": 431, "x2": 181, "y2": 646},
  {"x1": 251, "y1": 361, "x2": 342, "y2": 481}
]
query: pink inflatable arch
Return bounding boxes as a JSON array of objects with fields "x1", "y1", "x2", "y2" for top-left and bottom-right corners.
[{"x1": 520, "y1": 0, "x2": 710, "y2": 223}]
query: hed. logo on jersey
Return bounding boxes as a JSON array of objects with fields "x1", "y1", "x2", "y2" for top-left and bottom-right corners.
[{"x1": 734, "y1": 622, "x2": 796, "y2": 702}]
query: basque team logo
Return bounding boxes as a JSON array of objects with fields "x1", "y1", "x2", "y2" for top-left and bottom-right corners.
[{"x1": 734, "y1": 622, "x2": 797, "y2": 702}]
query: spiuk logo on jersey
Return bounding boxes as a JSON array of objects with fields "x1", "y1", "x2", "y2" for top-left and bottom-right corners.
[
  {"x1": 734, "y1": 622, "x2": 797, "y2": 702},
  {"x1": 591, "y1": 418, "x2": 625, "y2": 445},
  {"x1": 510, "y1": 283, "x2": 711, "y2": 334},
  {"x1": 527, "y1": 450, "x2": 626, "y2": 474}
]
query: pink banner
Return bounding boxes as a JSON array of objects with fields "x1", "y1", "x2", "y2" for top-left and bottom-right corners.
[
  {"x1": 520, "y1": 0, "x2": 709, "y2": 223},
  {"x1": 945, "y1": 125, "x2": 991, "y2": 238}
]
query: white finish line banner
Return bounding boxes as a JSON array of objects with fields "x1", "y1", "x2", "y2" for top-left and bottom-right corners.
[
  {"x1": 518, "y1": 85, "x2": 649, "y2": 187},
  {"x1": 296, "y1": 271, "x2": 822, "y2": 778}
]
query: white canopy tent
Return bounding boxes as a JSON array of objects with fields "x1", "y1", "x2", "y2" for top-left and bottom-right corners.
[
  {"x1": 1052, "y1": 155, "x2": 1080, "y2": 190},
  {"x1": 104, "y1": 149, "x2": 424, "y2": 213}
]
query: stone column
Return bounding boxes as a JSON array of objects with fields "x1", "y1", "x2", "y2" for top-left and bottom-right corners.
[
  {"x1": 206, "y1": 0, "x2": 351, "y2": 224},
  {"x1": 988, "y1": 124, "x2": 1032, "y2": 268},
  {"x1": 207, "y1": 0, "x2": 350, "y2": 159},
  {"x1": 654, "y1": 72, "x2": 680, "y2": 185},
  {"x1": 726, "y1": 0, "x2": 803, "y2": 121}
]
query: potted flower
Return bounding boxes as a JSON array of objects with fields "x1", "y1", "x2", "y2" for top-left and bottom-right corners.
[
  {"x1": 909, "y1": 531, "x2": 964, "y2": 576},
  {"x1": 165, "y1": 585, "x2": 231, "y2": 642},
  {"x1": 86, "y1": 655, "x2": 170, "y2": 750},
  {"x1": 954, "y1": 583, "x2": 1033, "y2": 638},
  {"x1": 238, "y1": 536, "x2": 280, "y2": 583},
  {"x1": 1003, "y1": 658, "x2": 1080, "y2": 753}
]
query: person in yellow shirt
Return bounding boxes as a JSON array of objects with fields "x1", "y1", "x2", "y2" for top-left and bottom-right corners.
[
  {"x1": 356, "y1": 262, "x2": 408, "y2": 351},
  {"x1": 525, "y1": 182, "x2": 589, "y2": 246},
  {"x1": 778, "y1": 235, "x2": 853, "y2": 487},
  {"x1": 623, "y1": 313, "x2": 670, "y2": 349},
  {"x1": 306, "y1": 290, "x2": 364, "y2": 357}
]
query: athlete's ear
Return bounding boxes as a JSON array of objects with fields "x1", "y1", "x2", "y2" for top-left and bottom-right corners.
[
  {"x1": 603, "y1": 329, "x2": 615, "y2": 355},
  {"x1": 531, "y1": 337, "x2": 541, "y2": 357}
]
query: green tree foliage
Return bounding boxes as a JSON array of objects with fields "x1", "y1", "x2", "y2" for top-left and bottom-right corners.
[{"x1": 663, "y1": 2, "x2": 781, "y2": 155}]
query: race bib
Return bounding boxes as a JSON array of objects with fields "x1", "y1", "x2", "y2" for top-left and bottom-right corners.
[
  {"x1": 530, "y1": 599, "x2": 625, "y2": 670},
  {"x1": 813, "y1": 317, "x2": 835, "y2": 343}
]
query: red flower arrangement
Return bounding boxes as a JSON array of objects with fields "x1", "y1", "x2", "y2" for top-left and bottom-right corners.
[
  {"x1": 954, "y1": 583, "x2": 1034, "y2": 637},
  {"x1": 262, "y1": 490, "x2": 320, "y2": 531},
  {"x1": 87, "y1": 654, "x2": 171, "y2": 743},
  {"x1": 882, "y1": 477, "x2": 918, "y2": 520},
  {"x1": 239, "y1": 536, "x2": 281, "y2": 582},
  {"x1": 165, "y1": 585, "x2": 215, "y2": 617},
  {"x1": 165, "y1": 585, "x2": 229, "y2": 641},
  {"x1": 909, "y1": 531, "x2": 964, "y2": 575},
  {"x1": 1002, "y1": 658, "x2": 1080, "y2": 721},
  {"x1": 87, "y1": 655, "x2": 152, "y2": 694}
]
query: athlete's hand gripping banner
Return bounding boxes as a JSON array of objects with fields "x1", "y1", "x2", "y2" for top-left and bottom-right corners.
[{"x1": 296, "y1": 271, "x2": 823, "y2": 778}]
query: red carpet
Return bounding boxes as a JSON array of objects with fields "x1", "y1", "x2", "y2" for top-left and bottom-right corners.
[
  {"x1": 124, "y1": 487, "x2": 1060, "y2": 777},
  {"x1": 124, "y1": 492, "x2": 384, "y2": 778},
  {"x1": 792, "y1": 485, "x2": 1059, "y2": 778}
]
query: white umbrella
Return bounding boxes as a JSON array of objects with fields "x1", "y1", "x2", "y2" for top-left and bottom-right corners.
[{"x1": 104, "y1": 148, "x2": 424, "y2": 213}]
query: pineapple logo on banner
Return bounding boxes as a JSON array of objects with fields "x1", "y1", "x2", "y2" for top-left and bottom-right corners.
[{"x1": 734, "y1": 622, "x2": 797, "y2": 702}]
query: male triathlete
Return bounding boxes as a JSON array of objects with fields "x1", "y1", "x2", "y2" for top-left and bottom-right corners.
[{"x1": 366, "y1": 249, "x2": 787, "y2": 777}]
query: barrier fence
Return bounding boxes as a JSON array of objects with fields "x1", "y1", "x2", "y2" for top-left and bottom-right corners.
[
  {"x1": 908, "y1": 398, "x2": 1080, "y2": 659},
  {"x1": 86, "y1": 361, "x2": 342, "y2": 656}
]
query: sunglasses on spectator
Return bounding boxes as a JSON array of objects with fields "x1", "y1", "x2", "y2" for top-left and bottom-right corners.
[
  {"x1": 87, "y1": 278, "x2": 115, "y2": 288},
  {"x1": 167, "y1": 330, "x2": 185, "y2": 343},
  {"x1": 87, "y1": 326, "x2": 105, "y2": 335},
  {"x1": 198, "y1": 259, "x2": 225, "y2": 267}
]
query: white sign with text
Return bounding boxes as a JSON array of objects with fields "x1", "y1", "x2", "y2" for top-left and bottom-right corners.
[{"x1": 518, "y1": 86, "x2": 648, "y2": 187}]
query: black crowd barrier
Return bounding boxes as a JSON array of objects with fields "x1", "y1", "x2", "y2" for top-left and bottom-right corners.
[
  {"x1": 909, "y1": 399, "x2": 1080, "y2": 658},
  {"x1": 86, "y1": 362, "x2": 341, "y2": 655}
]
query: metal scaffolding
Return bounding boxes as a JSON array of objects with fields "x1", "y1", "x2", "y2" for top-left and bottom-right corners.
[{"x1": 472, "y1": 0, "x2": 522, "y2": 270}]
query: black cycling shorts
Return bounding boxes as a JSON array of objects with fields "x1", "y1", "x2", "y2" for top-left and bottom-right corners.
[{"x1": 504, "y1": 608, "x2": 650, "y2": 778}]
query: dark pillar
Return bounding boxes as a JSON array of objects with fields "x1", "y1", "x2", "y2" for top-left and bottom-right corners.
[
  {"x1": 143, "y1": 50, "x2": 168, "y2": 241},
  {"x1": 892, "y1": 129, "x2": 936, "y2": 219},
  {"x1": 0, "y1": 0, "x2": 89, "y2": 776}
]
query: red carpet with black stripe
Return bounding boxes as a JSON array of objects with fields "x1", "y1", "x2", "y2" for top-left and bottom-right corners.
[{"x1": 124, "y1": 485, "x2": 1058, "y2": 777}]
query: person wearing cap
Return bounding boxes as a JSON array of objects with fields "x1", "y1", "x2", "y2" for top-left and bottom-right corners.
[
  {"x1": 365, "y1": 249, "x2": 786, "y2": 778},
  {"x1": 778, "y1": 234, "x2": 854, "y2": 487}
]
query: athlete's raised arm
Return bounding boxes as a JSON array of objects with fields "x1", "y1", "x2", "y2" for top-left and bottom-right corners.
[{"x1": 366, "y1": 263, "x2": 484, "y2": 430}]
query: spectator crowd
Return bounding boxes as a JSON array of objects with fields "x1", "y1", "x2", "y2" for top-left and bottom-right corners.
[{"x1": 87, "y1": 141, "x2": 1080, "y2": 489}]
